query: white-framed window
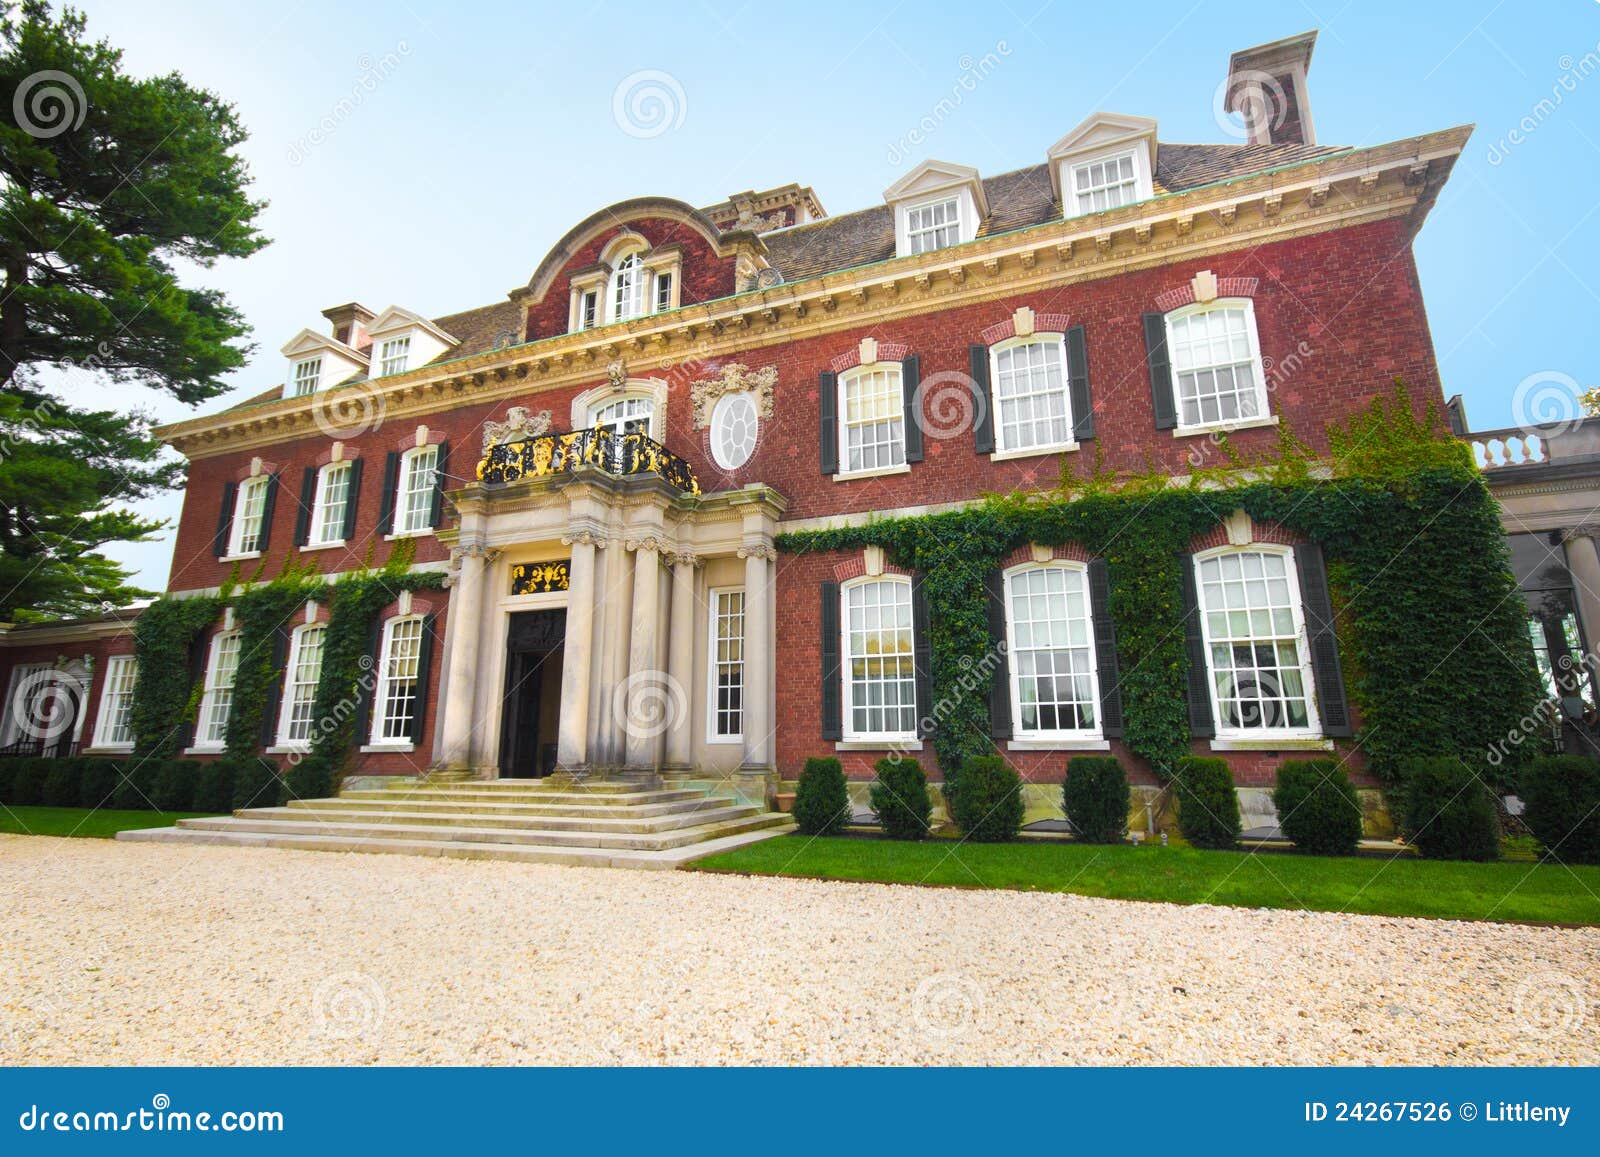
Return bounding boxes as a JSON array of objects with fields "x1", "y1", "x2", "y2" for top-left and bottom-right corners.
[
  {"x1": 309, "y1": 462, "x2": 352, "y2": 547},
  {"x1": 1, "y1": 661, "x2": 51, "y2": 746},
  {"x1": 92, "y1": 655, "x2": 138, "y2": 749},
  {"x1": 195, "y1": 631, "x2": 242, "y2": 748},
  {"x1": 1070, "y1": 151, "x2": 1140, "y2": 215},
  {"x1": 228, "y1": 475, "x2": 270, "y2": 557},
  {"x1": 610, "y1": 251, "x2": 646, "y2": 322},
  {"x1": 708, "y1": 587, "x2": 745, "y2": 741},
  {"x1": 842, "y1": 577, "x2": 918, "y2": 741},
  {"x1": 904, "y1": 196, "x2": 962, "y2": 255},
  {"x1": 654, "y1": 270, "x2": 674, "y2": 313},
  {"x1": 709, "y1": 392, "x2": 759, "y2": 470},
  {"x1": 1005, "y1": 564, "x2": 1099, "y2": 737},
  {"x1": 578, "y1": 289, "x2": 599, "y2": 330},
  {"x1": 291, "y1": 357, "x2": 322, "y2": 397},
  {"x1": 1166, "y1": 300, "x2": 1269, "y2": 430},
  {"x1": 395, "y1": 445, "x2": 438, "y2": 535},
  {"x1": 276, "y1": 624, "x2": 326, "y2": 746},
  {"x1": 378, "y1": 335, "x2": 411, "y2": 376},
  {"x1": 1194, "y1": 547, "x2": 1320, "y2": 737},
  {"x1": 371, "y1": 616, "x2": 424, "y2": 744},
  {"x1": 590, "y1": 396, "x2": 655, "y2": 440},
  {"x1": 991, "y1": 335, "x2": 1073, "y2": 454},
  {"x1": 839, "y1": 365, "x2": 906, "y2": 475}
]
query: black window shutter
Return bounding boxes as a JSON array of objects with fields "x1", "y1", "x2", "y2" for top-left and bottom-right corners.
[
  {"x1": 1143, "y1": 312, "x2": 1177, "y2": 431},
  {"x1": 1086, "y1": 558, "x2": 1123, "y2": 737},
  {"x1": 408, "y1": 613, "x2": 437, "y2": 744},
  {"x1": 213, "y1": 481, "x2": 237, "y2": 558},
  {"x1": 340, "y1": 457, "x2": 364, "y2": 542},
  {"x1": 428, "y1": 441, "x2": 450, "y2": 529},
  {"x1": 911, "y1": 575, "x2": 932, "y2": 737},
  {"x1": 970, "y1": 344, "x2": 995, "y2": 454},
  {"x1": 259, "y1": 626, "x2": 291, "y2": 747},
  {"x1": 985, "y1": 569, "x2": 1012, "y2": 739},
  {"x1": 820, "y1": 581, "x2": 842, "y2": 739},
  {"x1": 1179, "y1": 555, "x2": 1216, "y2": 737},
  {"x1": 1294, "y1": 542, "x2": 1353, "y2": 736},
  {"x1": 901, "y1": 355, "x2": 924, "y2": 463},
  {"x1": 1065, "y1": 326, "x2": 1095, "y2": 442},
  {"x1": 377, "y1": 451, "x2": 401, "y2": 535},
  {"x1": 256, "y1": 473, "x2": 280, "y2": 552},
  {"x1": 293, "y1": 467, "x2": 317, "y2": 547},
  {"x1": 818, "y1": 372, "x2": 839, "y2": 475},
  {"x1": 352, "y1": 618, "x2": 384, "y2": 745},
  {"x1": 176, "y1": 632, "x2": 210, "y2": 750}
]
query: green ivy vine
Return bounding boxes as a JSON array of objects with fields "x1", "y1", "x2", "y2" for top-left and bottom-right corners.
[
  {"x1": 778, "y1": 386, "x2": 1545, "y2": 788},
  {"x1": 129, "y1": 582, "x2": 231, "y2": 759}
]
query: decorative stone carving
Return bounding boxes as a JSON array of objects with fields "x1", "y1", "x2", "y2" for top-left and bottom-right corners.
[
  {"x1": 561, "y1": 528, "x2": 610, "y2": 549},
  {"x1": 624, "y1": 535, "x2": 670, "y2": 555},
  {"x1": 689, "y1": 363, "x2": 778, "y2": 430},
  {"x1": 668, "y1": 550, "x2": 703, "y2": 568},
  {"x1": 606, "y1": 360, "x2": 628, "y2": 389},
  {"x1": 737, "y1": 543, "x2": 778, "y2": 561},
  {"x1": 480, "y1": 406, "x2": 552, "y2": 454}
]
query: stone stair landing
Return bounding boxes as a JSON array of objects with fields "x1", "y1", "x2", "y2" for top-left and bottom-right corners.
[{"x1": 117, "y1": 778, "x2": 792, "y2": 869}]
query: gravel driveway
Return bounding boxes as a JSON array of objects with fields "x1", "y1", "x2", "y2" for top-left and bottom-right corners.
[{"x1": 2, "y1": 834, "x2": 1596, "y2": 1065}]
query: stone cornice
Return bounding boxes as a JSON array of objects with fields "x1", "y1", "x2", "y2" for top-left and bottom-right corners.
[{"x1": 158, "y1": 127, "x2": 1469, "y2": 461}]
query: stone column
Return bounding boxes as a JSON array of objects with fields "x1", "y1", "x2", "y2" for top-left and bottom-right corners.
[
  {"x1": 735, "y1": 540, "x2": 776, "y2": 807},
  {"x1": 621, "y1": 535, "x2": 667, "y2": 780},
  {"x1": 663, "y1": 551, "x2": 700, "y2": 778},
  {"x1": 430, "y1": 541, "x2": 497, "y2": 779},
  {"x1": 1562, "y1": 529, "x2": 1600, "y2": 649},
  {"x1": 555, "y1": 529, "x2": 602, "y2": 775}
]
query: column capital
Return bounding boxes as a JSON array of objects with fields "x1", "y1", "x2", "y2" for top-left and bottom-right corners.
[
  {"x1": 737, "y1": 542, "x2": 777, "y2": 561},
  {"x1": 668, "y1": 550, "x2": 703, "y2": 568},
  {"x1": 561, "y1": 527, "x2": 610, "y2": 549},
  {"x1": 624, "y1": 535, "x2": 670, "y2": 554},
  {"x1": 1563, "y1": 526, "x2": 1600, "y2": 544}
]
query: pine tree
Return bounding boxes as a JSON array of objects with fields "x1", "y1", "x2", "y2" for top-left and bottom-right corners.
[{"x1": 1, "y1": 2, "x2": 268, "y2": 620}]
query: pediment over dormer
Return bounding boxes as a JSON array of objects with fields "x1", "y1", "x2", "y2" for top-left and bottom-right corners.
[
  {"x1": 278, "y1": 330, "x2": 367, "y2": 398},
  {"x1": 362, "y1": 306, "x2": 460, "y2": 379},
  {"x1": 883, "y1": 160, "x2": 987, "y2": 259},
  {"x1": 1047, "y1": 113, "x2": 1159, "y2": 216},
  {"x1": 883, "y1": 159, "x2": 989, "y2": 219}
]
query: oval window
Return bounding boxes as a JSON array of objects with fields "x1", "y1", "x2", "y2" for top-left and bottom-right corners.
[{"x1": 710, "y1": 392, "x2": 758, "y2": 470}]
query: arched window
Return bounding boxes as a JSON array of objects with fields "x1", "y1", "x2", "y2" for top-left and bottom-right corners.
[
  {"x1": 841, "y1": 577, "x2": 918, "y2": 740},
  {"x1": 590, "y1": 396, "x2": 654, "y2": 440},
  {"x1": 1004, "y1": 563, "x2": 1100, "y2": 737},
  {"x1": 610, "y1": 251, "x2": 646, "y2": 322},
  {"x1": 1193, "y1": 547, "x2": 1318, "y2": 735}
]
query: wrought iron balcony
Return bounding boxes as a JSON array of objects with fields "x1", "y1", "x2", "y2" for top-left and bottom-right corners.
[{"x1": 477, "y1": 427, "x2": 701, "y2": 495}]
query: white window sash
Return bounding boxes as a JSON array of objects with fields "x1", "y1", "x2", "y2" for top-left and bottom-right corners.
[
  {"x1": 989, "y1": 335, "x2": 1075, "y2": 455},
  {"x1": 840, "y1": 578, "x2": 919, "y2": 742},
  {"x1": 228, "y1": 477, "x2": 268, "y2": 556},
  {"x1": 195, "y1": 632, "x2": 241, "y2": 748},
  {"x1": 371, "y1": 617, "x2": 424, "y2": 744},
  {"x1": 837, "y1": 366, "x2": 906, "y2": 476},
  {"x1": 1165, "y1": 300, "x2": 1270, "y2": 431},
  {"x1": 92, "y1": 655, "x2": 138, "y2": 749},
  {"x1": 310, "y1": 463, "x2": 351, "y2": 545},
  {"x1": 379, "y1": 336, "x2": 411, "y2": 376},
  {"x1": 706, "y1": 587, "x2": 745, "y2": 742},
  {"x1": 395, "y1": 447, "x2": 437, "y2": 534},
  {"x1": 1004, "y1": 564, "x2": 1102, "y2": 739},
  {"x1": 275, "y1": 625, "x2": 325, "y2": 746}
]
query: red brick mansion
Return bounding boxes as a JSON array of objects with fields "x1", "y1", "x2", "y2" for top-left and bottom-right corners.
[{"x1": 0, "y1": 32, "x2": 1479, "y2": 834}]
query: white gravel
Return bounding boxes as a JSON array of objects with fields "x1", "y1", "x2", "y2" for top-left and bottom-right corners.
[{"x1": 1, "y1": 834, "x2": 1596, "y2": 1065}]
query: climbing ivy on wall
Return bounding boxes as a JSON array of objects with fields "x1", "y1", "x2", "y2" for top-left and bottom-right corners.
[
  {"x1": 777, "y1": 386, "x2": 1545, "y2": 789},
  {"x1": 129, "y1": 584, "x2": 230, "y2": 759}
]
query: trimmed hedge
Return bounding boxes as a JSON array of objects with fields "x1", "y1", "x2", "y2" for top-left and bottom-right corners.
[
  {"x1": 793, "y1": 757, "x2": 852, "y2": 836},
  {"x1": 950, "y1": 755, "x2": 1025, "y2": 842},
  {"x1": 1175, "y1": 756, "x2": 1241, "y2": 850},
  {"x1": 1520, "y1": 755, "x2": 1600, "y2": 865},
  {"x1": 112, "y1": 758, "x2": 160, "y2": 811},
  {"x1": 153, "y1": 761, "x2": 197, "y2": 812},
  {"x1": 192, "y1": 761, "x2": 236, "y2": 815},
  {"x1": 79, "y1": 759, "x2": 120, "y2": 809},
  {"x1": 1272, "y1": 758, "x2": 1363, "y2": 856},
  {"x1": 230, "y1": 756, "x2": 285, "y2": 810},
  {"x1": 1398, "y1": 757, "x2": 1500, "y2": 861},
  {"x1": 8, "y1": 759, "x2": 48, "y2": 806},
  {"x1": 870, "y1": 756, "x2": 932, "y2": 840},
  {"x1": 40, "y1": 760, "x2": 82, "y2": 807},
  {"x1": 1062, "y1": 756, "x2": 1129, "y2": 844}
]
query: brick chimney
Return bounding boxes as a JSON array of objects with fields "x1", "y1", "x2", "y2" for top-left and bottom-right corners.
[
  {"x1": 321, "y1": 302, "x2": 377, "y2": 352},
  {"x1": 1223, "y1": 31, "x2": 1317, "y2": 146}
]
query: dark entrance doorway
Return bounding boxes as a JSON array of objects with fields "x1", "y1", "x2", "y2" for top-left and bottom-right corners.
[{"x1": 499, "y1": 609, "x2": 566, "y2": 778}]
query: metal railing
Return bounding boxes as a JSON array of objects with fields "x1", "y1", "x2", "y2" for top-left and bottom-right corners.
[{"x1": 477, "y1": 427, "x2": 701, "y2": 494}]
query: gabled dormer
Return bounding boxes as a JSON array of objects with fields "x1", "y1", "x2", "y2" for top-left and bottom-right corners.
[
  {"x1": 883, "y1": 160, "x2": 988, "y2": 258},
  {"x1": 280, "y1": 329, "x2": 368, "y2": 398},
  {"x1": 364, "y1": 306, "x2": 459, "y2": 379},
  {"x1": 1047, "y1": 113, "x2": 1158, "y2": 220}
]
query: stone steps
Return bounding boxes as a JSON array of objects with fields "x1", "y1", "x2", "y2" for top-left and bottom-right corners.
[{"x1": 116, "y1": 778, "x2": 792, "y2": 869}]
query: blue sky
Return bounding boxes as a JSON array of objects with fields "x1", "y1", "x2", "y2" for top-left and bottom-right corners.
[{"x1": 67, "y1": 0, "x2": 1600, "y2": 589}]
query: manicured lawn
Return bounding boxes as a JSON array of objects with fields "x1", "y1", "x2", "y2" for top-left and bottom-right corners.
[
  {"x1": 694, "y1": 835, "x2": 1600, "y2": 924},
  {"x1": 0, "y1": 806, "x2": 219, "y2": 840}
]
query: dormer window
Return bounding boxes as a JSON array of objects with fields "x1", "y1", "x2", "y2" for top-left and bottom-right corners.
[
  {"x1": 611, "y1": 252, "x2": 646, "y2": 322},
  {"x1": 1070, "y1": 152, "x2": 1140, "y2": 214},
  {"x1": 905, "y1": 197, "x2": 962, "y2": 255},
  {"x1": 378, "y1": 335, "x2": 411, "y2": 376},
  {"x1": 291, "y1": 357, "x2": 322, "y2": 396},
  {"x1": 884, "y1": 161, "x2": 987, "y2": 260}
]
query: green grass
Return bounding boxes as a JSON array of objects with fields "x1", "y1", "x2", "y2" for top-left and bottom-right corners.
[
  {"x1": 0, "y1": 806, "x2": 219, "y2": 840},
  {"x1": 694, "y1": 835, "x2": 1600, "y2": 924}
]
